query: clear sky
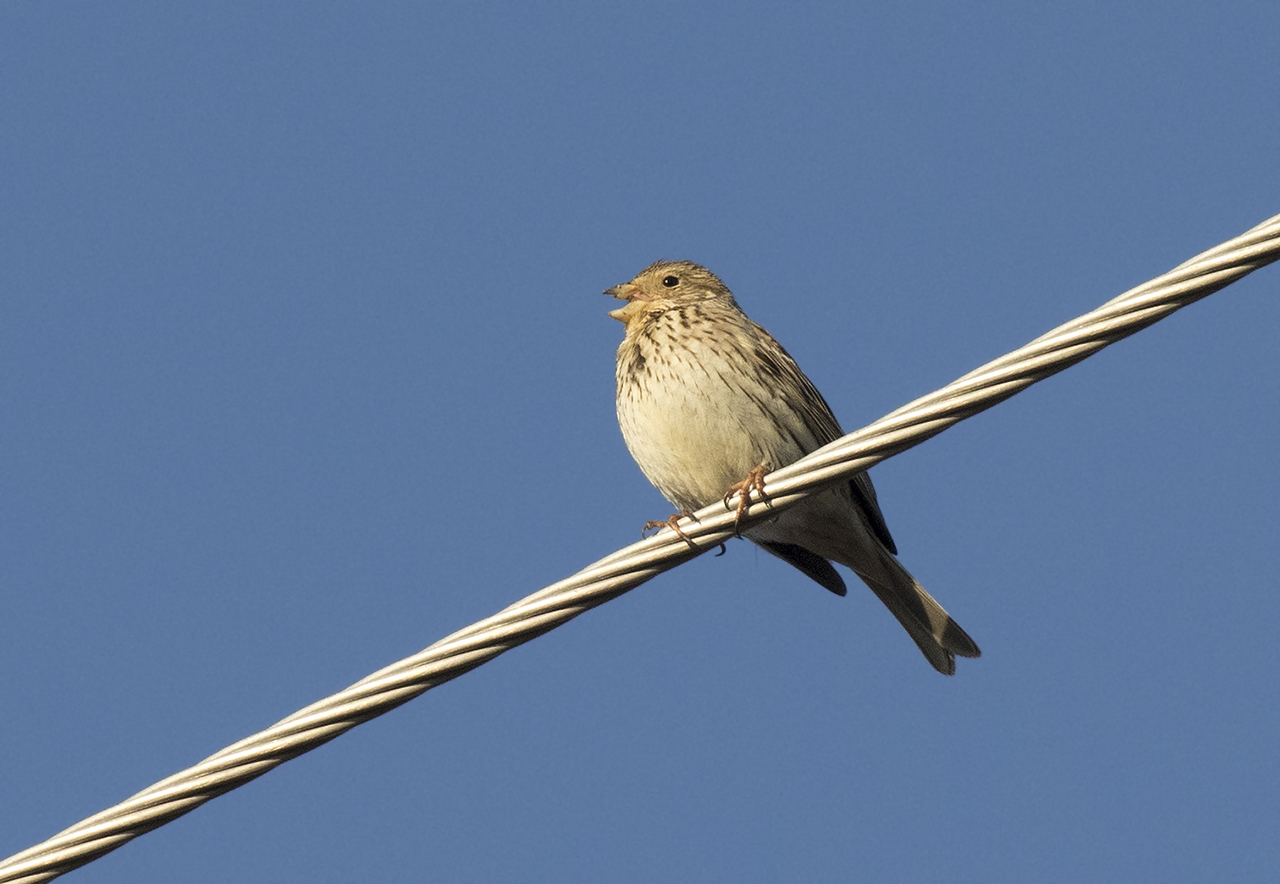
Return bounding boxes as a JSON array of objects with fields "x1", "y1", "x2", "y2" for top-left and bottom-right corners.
[{"x1": 3, "y1": 3, "x2": 1278, "y2": 882}]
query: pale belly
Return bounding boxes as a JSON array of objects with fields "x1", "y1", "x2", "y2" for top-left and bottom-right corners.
[{"x1": 617, "y1": 361, "x2": 810, "y2": 512}]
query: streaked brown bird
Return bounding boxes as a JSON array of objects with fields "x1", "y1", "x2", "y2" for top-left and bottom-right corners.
[{"x1": 607, "y1": 260, "x2": 980, "y2": 674}]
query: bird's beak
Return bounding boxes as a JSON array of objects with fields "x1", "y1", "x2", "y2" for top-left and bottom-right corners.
[{"x1": 605, "y1": 281, "x2": 647, "y2": 324}]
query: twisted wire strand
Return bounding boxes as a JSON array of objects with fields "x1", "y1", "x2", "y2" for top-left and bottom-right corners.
[{"x1": 3, "y1": 212, "x2": 1278, "y2": 884}]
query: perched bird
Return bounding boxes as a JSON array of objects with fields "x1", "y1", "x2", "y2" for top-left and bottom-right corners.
[{"x1": 607, "y1": 260, "x2": 980, "y2": 674}]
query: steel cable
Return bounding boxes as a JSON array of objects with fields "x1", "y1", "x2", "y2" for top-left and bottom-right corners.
[{"x1": 3, "y1": 212, "x2": 1277, "y2": 883}]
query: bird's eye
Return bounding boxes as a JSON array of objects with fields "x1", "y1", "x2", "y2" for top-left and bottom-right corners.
[{"x1": 662, "y1": 275, "x2": 679, "y2": 287}]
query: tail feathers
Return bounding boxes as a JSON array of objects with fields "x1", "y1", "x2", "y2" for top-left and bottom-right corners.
[
  {"x1": 749, "y1": 524, "x2": 979, "y2": 674},
  {"x1": 856, "y1": 545, "x2": 980, "y2": 675}
]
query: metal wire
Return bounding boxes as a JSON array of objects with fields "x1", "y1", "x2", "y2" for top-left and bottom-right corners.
[{"x1": 3, "y1": 212, "x2": 1278, "y2": 883}]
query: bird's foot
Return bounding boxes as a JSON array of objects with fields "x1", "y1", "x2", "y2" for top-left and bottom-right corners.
[
  {"x1": 723, "y1": 463, "x2": 772, "y2": 535},
  {"x1": 642, "y1": 508, "x2": 699, "y2": 549}
]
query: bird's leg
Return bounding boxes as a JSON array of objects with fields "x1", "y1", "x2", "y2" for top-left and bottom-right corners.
[
  {"x1": 723, "y1": 462, "x2": 772, "y2": 535},
  {"x1": 642, "y1": 508, "x2": 699, "y2": 549}
]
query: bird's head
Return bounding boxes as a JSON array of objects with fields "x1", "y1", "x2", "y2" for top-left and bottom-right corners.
[{"x1": 605, "y1": 260, "x2": 732, "y2": 325}]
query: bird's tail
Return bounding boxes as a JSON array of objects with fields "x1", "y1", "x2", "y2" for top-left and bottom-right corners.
[{"x1": 848, "y1": 544, "x2": 981, "y2": 676}]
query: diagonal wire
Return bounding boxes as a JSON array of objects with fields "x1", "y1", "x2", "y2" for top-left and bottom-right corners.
[{"x1": 3, "y1": 212, "x2": 1278, "y2": 884}]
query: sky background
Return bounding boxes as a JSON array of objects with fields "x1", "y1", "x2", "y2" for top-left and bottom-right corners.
[{"x1": 3, "y1": 2, "x2": 1279, "y2": 882}]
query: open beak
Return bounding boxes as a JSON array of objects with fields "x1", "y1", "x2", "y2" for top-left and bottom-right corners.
[{"x1": 604, "y1": 281, "x2": 647, "y2": 324}]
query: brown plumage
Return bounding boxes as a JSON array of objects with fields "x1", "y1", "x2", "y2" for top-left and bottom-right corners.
[{"x1": 607, "y1": 260, "x2": 980, "y2": 674}]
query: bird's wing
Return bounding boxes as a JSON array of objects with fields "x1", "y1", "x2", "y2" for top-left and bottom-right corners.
[{"x1": 753, "y1": 323, "x2": 898, "y2": 554}]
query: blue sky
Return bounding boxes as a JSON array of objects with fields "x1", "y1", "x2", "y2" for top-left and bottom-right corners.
[{"x1": 3, "y1": 2, "x2": 1278, "y2": 881}]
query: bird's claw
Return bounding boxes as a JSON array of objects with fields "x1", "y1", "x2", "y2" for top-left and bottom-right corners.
[
  {"x1": 723, "y1": 463, "x2": 772, "y2": 535},
  {"x1": 642, "y1": 509, "x2": 699, "y2": 550}
]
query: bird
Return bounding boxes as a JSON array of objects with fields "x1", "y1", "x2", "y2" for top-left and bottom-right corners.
[{"x1": 606, "y1": 260, "x2": 980, "y2": 674}]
